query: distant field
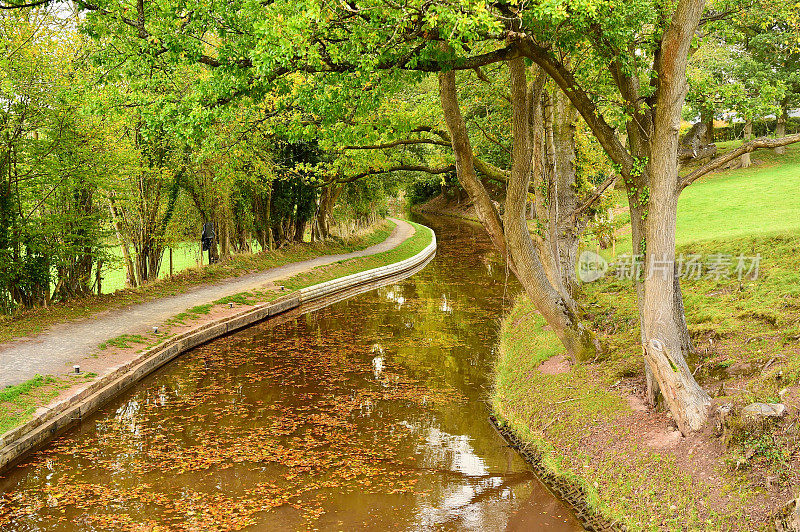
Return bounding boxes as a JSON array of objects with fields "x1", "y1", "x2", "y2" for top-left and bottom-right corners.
[
  {"x1": 601, "y1": 143, "x2": 800, "y2": 256},
  {"x1": 98, "y1": 242, "x2": 200, "y2": 294},
  {"x1": 98, "y1": 241, "x2": 265, "y2": 294},
  {"x1": 676, "y1": 142, "x2": 800, "y2": 245}
]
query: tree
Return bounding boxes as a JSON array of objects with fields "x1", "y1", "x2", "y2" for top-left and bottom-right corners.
[
  {"x1": 716, "y1": 43, "x2": 786, "y2": 167},
  {"x1": 686, "y1": 38, "x2": 730, "y2": 147},
  {"x1": 293, "y1": 0, "x2": 800, "y2": 431},
  {"x1": 1, "y1": 6, "x2": 115, "y2": 309},
  {"x1": 725, "y1": 6, "x2": 800, "y2": 154}
]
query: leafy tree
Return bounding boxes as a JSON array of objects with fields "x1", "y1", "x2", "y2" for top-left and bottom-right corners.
[
  {"x1": 724, "y1": 4, "x2": 800, "y2": 154},
  {"x1": 1, "y1": 7, "x2": 114, "y2": 309}
]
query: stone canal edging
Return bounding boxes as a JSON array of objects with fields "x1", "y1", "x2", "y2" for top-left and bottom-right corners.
[
  {"x1": 0, "y1": 226, "x2": 436, "y2": 473},
  {"x1": 488, "y1": 415, "x2": 622, "y2": 532}
]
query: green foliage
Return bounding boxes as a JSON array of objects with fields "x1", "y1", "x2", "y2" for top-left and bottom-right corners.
[
  {"x1": 687, "y1": 1, "x2": 800, "y2": 132},
  {"x1": 98, "y1": 334, "x2": 148, "y2": 350},
  {"x1": 406, "y1": 174, "x2": 446, "y2": 205},
  {"x1": 0, "y1": 374, "x2": 54, "y2": 403},
  {"x1": 1, "y1": 10, "x2": 115, "y2": 311}
]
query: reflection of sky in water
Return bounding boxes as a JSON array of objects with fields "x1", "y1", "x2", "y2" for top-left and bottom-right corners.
[
  {"x1": 381, "y1": 285, "x2": 406, "y2": 308},
  {"x1": 422, "y1": 427, "x2": 487, "y2": 476},
  {"x1": 114, "y1": 399, "x2": 140, "y2": 435},
  {"x1": 371, "y1": 355, "x2": 384, "y2": 378},
  {"x1": 440, "y1": 293, "x2": 452, "y2": 313},
  {"x1": 407, "y1": 424, "x2": 512, "y2": 530}
]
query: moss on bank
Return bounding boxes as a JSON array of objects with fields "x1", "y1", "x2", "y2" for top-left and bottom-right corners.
[
  {"x1": 492, "y1": 231, "x2": 800, "y2": 530},
  {"x1": 0, "y1": 373, "x2": 96, "y2": 435}
]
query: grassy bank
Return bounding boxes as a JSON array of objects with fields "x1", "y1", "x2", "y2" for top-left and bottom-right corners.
[
  {"x1": 1, "y1": 221, "x2": 433, "y2": 436},
  {"x1": 493, "y1": 146, "x2": 800, "y2": 529},
  {"x1": 0, "y1": 373, "x2": 98, "y2": 435},
  {"x1": 0, "y1": 222, "x2": 395, "y2": 344}
]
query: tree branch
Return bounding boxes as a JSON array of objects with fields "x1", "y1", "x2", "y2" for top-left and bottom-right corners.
[
  {"x1": 698, "y1": 8, "x2": 741, "y2": 25},
  {"x1": 341, "y1": 138, "x2": 450, "y2": 150},
  {"x1": 410, "y1": 126, "x2": 510, "y2": 181},
  {"x1": 570, "y1": 174, "x2": 619, "y2": 218},
  {"x1": 411, "y1": 45, "x2": 521, "y2": 72},
  {"x1": 680, "y1": 134, "x2": 800, "y2": 189},
  {"x1": 331, "y1": 163, "x2": 456, "y2": 185},
  {"x1": 513, "y1": 35, "x2": 634, "y2": 175},
  {"x1": 473, "y1": 157, "x2": 510, "y2": 182}
]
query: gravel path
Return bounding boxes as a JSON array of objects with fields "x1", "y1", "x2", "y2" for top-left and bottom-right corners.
[{"x1": 0, "y1": 219, "x2": 414, "y2": 388}]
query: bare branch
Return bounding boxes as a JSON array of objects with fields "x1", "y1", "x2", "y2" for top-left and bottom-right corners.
[
  {"x1": 680, "y1": 134, "x2": 800, "y2": 189},
  {"x1": 570, "y1": 174, "x2": 619, "y2": 218},
  {"x1": 699, "y1": 8, "x2": 740, "y2": 26},
  {"x1": 341, "y1": 138, "x2": 450, "y2": 150},
  {"x1": 473, "y1": 67, "x2": 491, "y2": 83}
]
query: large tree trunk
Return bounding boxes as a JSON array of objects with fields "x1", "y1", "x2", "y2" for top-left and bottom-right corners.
[
  {"x1": 438, "y1": 69, "x2": 512, "y2": 265},
  {"x1": 253, "y1": 184, "x2": 271, "y2": 251},
  {"x1": 534, "y1": 89, "x2": 568, "y2": 295},
  {"x1": 135, "y1": 242, "x2": 150, "y2": 284},
  {"x1": 148, "y1": 241, "x2": 164, "y2": 279},
  {"x1": 315, "y1": 185, "x2": 333, "y2": 240},
  {"x1": 527, "y1": 83, "x2": 590, "y2": 303},
  {"x1": 265, "y1": 182, "x2": 273, "y2": 251},
  {"x1": 741, "y1": 119, "x2": 753, "y2": 168},
  {"x1": 327, "y1": 184, "x2": 342, "y2": 238},
  {"x1": 207, "y1": 223, "x2": 220, "y2": 263},
  {"x1": 673, "y1": 264, "x2": 692, "y2": 355},
  {"x1": 639, "y1": 184, "x2": 710, "y2": 433},
  {"x1": 504, "y1": 58, "x2": 601, "y2": 362},
  {"x1": 700, "y1": 108, "x2": 714, "y2": 145},
  {"x1": 641, "y1": 0, "x2": 711, "y2": 433},
  {"x1": 294, "y1": 219, "x2": 307, "y2": 243},
  {"x1": 551, "y1": 88, "x2": 586, "y2": 297},
  {"x1": 220, "y1": 218, "x2": 232, "y2": 260},
  {"x1": 775, "y1": 107, "x2": 788, "y2": 155},
  {"x1": 438, "y1": 62, "x2": 601, "y2": 362},
  {"x1": 626, "y1": 195, "x2": 659, "y2": 404}
]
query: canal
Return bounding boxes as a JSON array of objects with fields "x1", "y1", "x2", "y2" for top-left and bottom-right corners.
[{"x1": 0, "y1": 215, "x2": 581, "y2": 531}]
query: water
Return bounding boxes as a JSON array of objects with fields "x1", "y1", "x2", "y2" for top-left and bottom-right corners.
[{"x1": 0, "y1": 215, "x2": 582, "y2": 531}]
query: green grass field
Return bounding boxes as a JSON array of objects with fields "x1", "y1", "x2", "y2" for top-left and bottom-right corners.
[
  {"x1": 605, "y1": 143, "x2": 800, "y2": 256},
  {"x1": 677, "y1": 142, "x2": 800, "y2": 245},
  {"x1": 98, "y1": 242, "x2": 201, "y2": 294},
  {"x1": 98, "y1": 240, "x2": 271, "y2": 294}
]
